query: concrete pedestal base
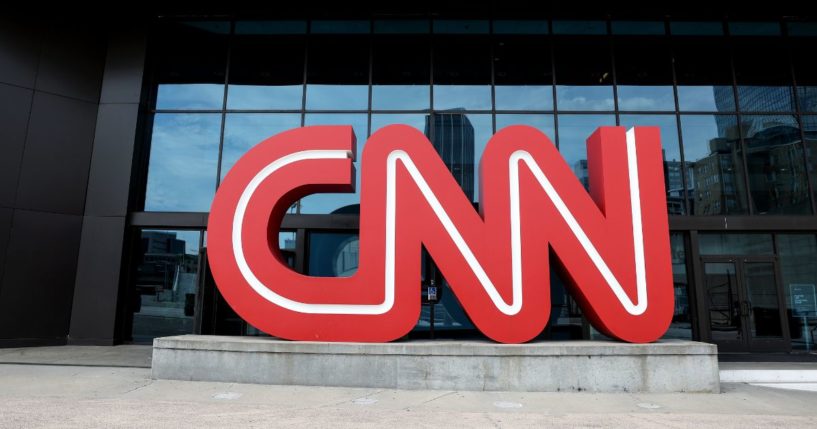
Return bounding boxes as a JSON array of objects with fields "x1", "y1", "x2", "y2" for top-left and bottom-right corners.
[{"x1": 151, "y1": 335, "x2": 719, "y2": 393}]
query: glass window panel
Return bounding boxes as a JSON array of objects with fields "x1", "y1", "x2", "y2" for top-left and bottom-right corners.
[
  {"x1": 145, "y1": 114, "x2": 221, "y2": 212},
  {"x1": 153, "y1": 22, "x2": 227, "y2": 110},
  {"x1": 374, "y1": 19, "x2": 430, "y2": 34},
  {"x1": 792, "y1": 39, "x2": 817, "y2": 113},
  {"x1": 493, "y1": 37, "x2": 553, "y2": 110},
  {"x1": 306, "y1": 36, "x2": 369, "y2": 110},
  {"x1": 372, "y1": 36, "x2": 430, "y2": 110},
  {"x1": 698, "y1": 233, "x2": 774, "y2": 255},
  {"x1": 131, "y1": 229, "x2": 201, "y2": 343},
  {"x1": 673, "y1": 39, "x2": 735, "y2": 111},
  {"x1": 733, "y1": 39, "x2": 795, "y2": 112},
  {"x1": 227, "y1": 35, "x2": 304, "y2": 110},
  {"x1": 619, "y1": 114, "x2": 685, "y2": 214},
  {"x1": 680, "y1": 115, "x2": 748, "y2": 215},
  {"x1": 729, "y1": 22, "x2": 781, "y2": 36},
  {"x1": 777, "y1": 234, "x2": 817, "y2": 351},
  {"x1": 803, "y1": 115, "x2": 817, "y2": 206},
  {"x1": 703, "y1": 261, "x2": 741, "y2": 342},
  {"x1": 428, "y1": 113, "x2": 492, "y2": 202},
  {"x1": 310, "y1": 20, "x2": 370, "y2": 34},
  {"x1": 741, "y1": 115, "x2": 811, "y2": 214},
  {"x1": 552, "y1": 21, "x2": 607, "y2": 35},
  {"x1": 554, "y1": 39, "x2": 614, "y2": 111},
  {"x1": 556, "y1": 114, "x2": 616, "y2": 186},
  {"x1": 495, "y1": 114, "x2": 555, "y2": 139},
  {"x1": 433, "y1": 37, "x2": 492, "y2": 110},
  {"x1": 670, "y1": 21, "x2": 724, "y2": 36},
  {"x1": 221, "y1": 113, "x2": 302, "y2": 180},
  {"x1": 371, "y1": 113, "x2": 428, "y2": 135},
  {"x1": 307, "y1": 232, "x2": 360, "y2": 277},
  {"x1": 611, "y1": 21, "x2": 665, "y2": 35},
  {"x1": 615, "y1": 38, "x2": 675, "y2": 111},
  {"x1": 432, "y1": 20, "x2": 489, "y2": 34},
  {"x1": 743, "y1": 261, "x2": 783, "y2": 338},
  {"x1": 299, "y1": 114, "x2": 368, "y2": 214},
  {"x1": 234, "y1": 20, "x2": 307, "y2": 35},
  {"x1": 493, "y1": 20, "x2": 549, "y2": 35},
  {"x1": 666, "y1": 233, "x2": 693, "y2": 339},
  {"x1": 788, "y1": 22, "x2": 817, "y2": 37}
]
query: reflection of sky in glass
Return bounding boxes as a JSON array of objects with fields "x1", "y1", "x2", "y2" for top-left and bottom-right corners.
[
  {"x1": 495, "y1": 85, "x2": 553, "y2": 110},
  {"x1": 372, "y1": 85, "x2": 430, "y2": 110},
  {"x1": 145, "y1": 114, "x2": 220, "y2": 212},
  {"x1": 227, "y1": 85, "x2": 303, "y2": 110},
  {"x1": 300, "y1": 114, "x2": 368, "y2": 213},
  {"x1": 156, "y1": 84, "x2": 224, "y2": 110},
  {"x1": 371, "y1": 114, "x2": 427, "y2": 134},
  {"x1": 557, "y1": 114, "x2": 616, "y2": 180},
  {"x1": 677, "y1": 86, "x2": 734, "y2": 112},
  {"x1": 495, "y1": 114, "x2": 555, "y2": 141},
  {"x1": 221, "y1": 113, "x2": 301, "y2": 180},
  {"x1": 618, "y1": 114, "x2": 680, "y2": 161},
  {"x1": 305, "y1": 85, "x2": 369, "y2": 110},
  {"x1": 433, "y1": 85, "x2": 492, "y2": 110},
  {"x1": 617, "y1": 86, "x2": 675, "y2": 111},
  {"x1": 556, "y1": 86, "x2": 615, "y2": 111}
]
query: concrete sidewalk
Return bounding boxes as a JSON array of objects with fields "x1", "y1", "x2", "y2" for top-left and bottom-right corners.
[{"x1": 0, "y1": 346, "x2": 816, "y2": 428}]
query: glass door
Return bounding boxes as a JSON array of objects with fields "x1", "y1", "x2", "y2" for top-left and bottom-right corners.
[{"x1": 701, "y1": 256, "x2": 789, "y2": 352}]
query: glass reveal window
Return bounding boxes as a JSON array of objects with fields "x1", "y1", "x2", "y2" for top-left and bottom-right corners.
[
  {"x1": 733, "y1": 39, "x2": 795, "y2": 112},
  {"x1": 615, "y1": 38, "x2": 675, "y2": 111},
  {"x1": 305, "y1": 36, "x2": 369, "y2": 110},
  {"x1": 153, "y1": 22, "x2": 228, "y2": 110},
  {"x1": 372, "y1": 36, "x2": 430, "y2": 110},
  {"x1": 227, "y1": 34, "x2": 305, "y2": 110},
  {"x1": 554, "y1": 39, "x2": 614, "y2": 111},
  {"x1": 220, "y1": 113, "x2": 301, "y2": 180},
  {"x1": 673, "y1": 39, "x2": 735, "y2": 112},
  {"x1": 433, "y1": 36, "x2": 492, "y2": 110},
  {"x1": 493, "y1": 36, "x2": 553, "y2": 111}
]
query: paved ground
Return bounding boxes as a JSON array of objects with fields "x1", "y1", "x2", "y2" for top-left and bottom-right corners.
[{"x1": 0, "y1": 346, "x2": 816, "y2": 428}]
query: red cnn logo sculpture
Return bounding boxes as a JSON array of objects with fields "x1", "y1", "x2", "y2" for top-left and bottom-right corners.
[{"x1": 207, "y1": 125, "x2": 673, "y2": 343}]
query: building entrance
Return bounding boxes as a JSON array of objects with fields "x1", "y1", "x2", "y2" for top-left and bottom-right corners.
[{"x1": 701, "y1": 256, "x2": 790, "y2": 352}]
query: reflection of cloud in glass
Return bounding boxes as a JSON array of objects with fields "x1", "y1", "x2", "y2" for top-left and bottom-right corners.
[
  {"x1": 156, "y1": 84, "x2": 224, "y2": 110},
  {"x1": 305, "y1": 85, "x2": 369, "y2": 110},
  {"x1": 677, "y1": 86, "x2": 734, "y2": 112},
  {"x1": 495, "y1": 114, "x2": 555, "y2": 139},
  {"x1": 300, "y1": 113, "x2": 368, "y2": 213},
  {"x1": 227, "y1": 84, "x2": 303, "y2": 110},
  {"x1": 495, "y1": 85, "x2": 554, "y2": 110},
  {"x1": 145, "y1": 114, "x2": 221, "y2": 212},
  {"x1": 372, "y1": 85, "x2": 430, "y2": 110},
  {"x1": 371, "y1": 114, "x2": 427, "y2": 134},
  {"x1": 618, "y1": 114, "x2": 680, "y2": 160},
  {"x1": 433, "y1": 85, "x2": 492, "y2": 110},
  {"x1": 557, "y1": 114, "x2": 616, "y2": 181},
  {"x1": 617, "y1": 86, "x2": 675, "y2": 111},
  {"x1": 221, "y1": 113, "x2": 301, "y2": 179},
  {"x1": 556, "y1": 86, "x2": 615, "y2": 111}
]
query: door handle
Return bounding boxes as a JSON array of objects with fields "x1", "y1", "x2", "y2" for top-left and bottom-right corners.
[{"x1": 741, "y1": 301, "x2": 751, "y2": 317}]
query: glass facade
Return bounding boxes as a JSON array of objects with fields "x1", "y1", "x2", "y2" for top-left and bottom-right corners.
[{"x1": 132, "y1": 17, "x2": 817, "y2": 350}]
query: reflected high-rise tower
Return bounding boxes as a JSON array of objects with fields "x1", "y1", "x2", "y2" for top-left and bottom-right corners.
[{"x1": 425, "y1": 110, "x2": 476, "y2": 201}]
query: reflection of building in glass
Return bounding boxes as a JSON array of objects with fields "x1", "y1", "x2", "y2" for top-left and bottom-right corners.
[
  {"x1": 425, "y1": 110, "x2": 475, "y2": 200},
  {"x1": 743, "y1": 122, "x2": 810, "y2": 214},
  {"x1": 689, "y1": 127, "x2": 747, "y2": 215},
  {"x1": 137, "y1": 232, "x2": 198, "y2": 297}
]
